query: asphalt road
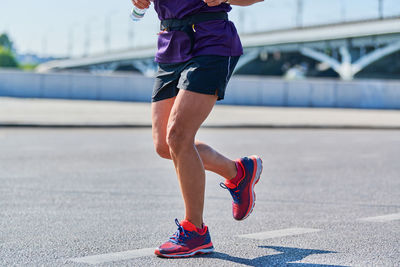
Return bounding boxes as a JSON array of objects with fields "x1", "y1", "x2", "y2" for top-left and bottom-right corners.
[{"x1": 0, "y1": 128, "x2": 399, "y2": 266}]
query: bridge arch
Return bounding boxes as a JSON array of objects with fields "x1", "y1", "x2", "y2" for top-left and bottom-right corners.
[{"x1": 300, "y1": 41, "x2": 400, "y2": 80}]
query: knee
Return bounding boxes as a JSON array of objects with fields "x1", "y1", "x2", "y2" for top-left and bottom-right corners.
[
  {"x1": 154, "y1": 141, "x2": 171, "y2": 159},
  {"x1": 166, "y1": 124, "x2": 193, "y2": 153}
]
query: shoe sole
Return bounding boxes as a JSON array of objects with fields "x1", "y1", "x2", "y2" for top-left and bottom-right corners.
[
  {"x1": 241, "y1": 155, "x2": 263, "y2": 220},
  {"x1": 155, "y1": 247, "x2": 214, "y2": 258}
]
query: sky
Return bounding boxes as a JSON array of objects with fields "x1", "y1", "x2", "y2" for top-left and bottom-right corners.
[{"x1": 1, "y1": 0, "x2": 400, "y2": 58}]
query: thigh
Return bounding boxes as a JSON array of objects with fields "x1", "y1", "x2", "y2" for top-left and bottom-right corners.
[
  {"x1": 152, "y1": 97, "x2": 176, "y2": 147},
  {"x1": 167, "y1": 90, "x2": 217, "y2": 140}
]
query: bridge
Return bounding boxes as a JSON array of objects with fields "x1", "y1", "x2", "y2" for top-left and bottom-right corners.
[{"x1": 37, "y1": 17, "x2": 400, "y2": 80}]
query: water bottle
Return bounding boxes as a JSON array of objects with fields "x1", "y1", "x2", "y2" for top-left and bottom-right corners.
[
  {"x1": 130, "y1": 6, "x2": 147, "y2": 21},
  {"x1": 130, "y1": 1, "x2": 152, "y2": 22}
]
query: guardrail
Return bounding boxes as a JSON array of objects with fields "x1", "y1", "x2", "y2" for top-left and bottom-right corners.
[{"x1": 0, "y1": 70, "x2": 399, "y2": 109}]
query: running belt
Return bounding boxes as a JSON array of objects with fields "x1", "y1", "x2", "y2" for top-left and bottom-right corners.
[{"x1": 160, "y1": 12, "x2": 229, "y2": 54}]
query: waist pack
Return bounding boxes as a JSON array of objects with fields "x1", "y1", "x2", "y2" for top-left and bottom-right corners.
[{"x1": 160, "y1": 12, "x2": 228, "y2": 54}]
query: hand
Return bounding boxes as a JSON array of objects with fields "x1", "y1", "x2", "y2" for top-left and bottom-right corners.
[
  {"x1": 132, "y1": 0, "x2": 151, "y2": 9},
  {"x1": 203, "y1": 0, "x2": 227, "y2": 7}
]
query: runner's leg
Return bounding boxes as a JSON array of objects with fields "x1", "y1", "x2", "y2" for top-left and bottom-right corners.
[
  {"x1": 152, "y1": 98, "x2": 237, "y2": 179},
  {"x1": 165, "y1": 90, "x2": 218, "y2": 228}
]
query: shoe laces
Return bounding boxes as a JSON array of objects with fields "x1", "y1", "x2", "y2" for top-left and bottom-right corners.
[
  {"x1": 220, "y1": 182, "x2": 240, "y2": 203},
  {"x1": 168, "y1": 218, "x2": 188, "y2": 245}
]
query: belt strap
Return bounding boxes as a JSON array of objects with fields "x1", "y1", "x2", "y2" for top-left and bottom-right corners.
[{"x1": 160, "y1": 12, "x2": 228, "y2": 54}]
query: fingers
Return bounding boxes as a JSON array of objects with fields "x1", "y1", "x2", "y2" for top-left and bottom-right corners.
[
  {"x1": 132, "y1": 0, "x2": 151, "y2": 9},
  {"x1": 203, "y1": 0, "x2": 224, "y2": 7}
]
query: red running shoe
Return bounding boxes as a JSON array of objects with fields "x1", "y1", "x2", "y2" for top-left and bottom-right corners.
[
  {"x1": 155, "y1": 219, "x2": 214, "y2": 258},
  {"x1": 221, "y1": 155, "x2": 263, "y2": 220}
]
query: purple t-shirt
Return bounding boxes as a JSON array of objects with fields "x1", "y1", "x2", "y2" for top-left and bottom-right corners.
[{"x1": 153, "y1": 0, "x2": 243, "y2": 63}]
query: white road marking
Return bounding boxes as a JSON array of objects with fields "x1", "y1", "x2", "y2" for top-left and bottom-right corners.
[
  {"x1": 358, "y1": 213, "x2": 400, "y2": 222},
  {"x1": 68, "y1": 247, "x2": 155, "y2": 265},
  {"x1": 238, "y1": 228, "x2": 321, "y2": 240}
]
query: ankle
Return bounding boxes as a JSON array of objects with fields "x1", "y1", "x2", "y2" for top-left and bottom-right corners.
[
  {"x1": 182, "y1": 218, "x2": 203, "y2": 230},
  {"x1": 181, "y1": 219, "x2": 207, "y2": 235},
  {"x1": 224, "y1": 160, "x2": 239, "y2": 180},
  {"x1": 227, "y1": 161, "x2": 244, "y2": 186}
]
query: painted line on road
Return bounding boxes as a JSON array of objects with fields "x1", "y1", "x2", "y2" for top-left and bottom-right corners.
[
  {"x1": 238, "y1": 228, "x2": 322, "y2": 240},
  {"x1": 69, "y1": 228, "x2": 323, "y2": 264},
  {"x1": 358, "y1": 212, "x2": 400, "y2": 222},
  {"x1": 68, "y1": 247, "x2": 155, "y2": 265}
]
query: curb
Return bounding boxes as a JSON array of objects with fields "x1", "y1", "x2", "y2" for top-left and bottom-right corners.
[{"x1": 1, "y1": 123, "x2": 400, "y2": 130}]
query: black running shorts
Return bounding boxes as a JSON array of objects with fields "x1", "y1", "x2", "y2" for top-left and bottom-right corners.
[{"x1": 152, "y1": 55, "x2": 240, "y2": 102}]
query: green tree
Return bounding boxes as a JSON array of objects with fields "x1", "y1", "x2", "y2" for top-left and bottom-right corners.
[
  {"x1": 0, "y1": 46, "x2": 18, "y2": 68},
  {"x1": 0, "y1": 33, "x2": 14, "y2": 51}
]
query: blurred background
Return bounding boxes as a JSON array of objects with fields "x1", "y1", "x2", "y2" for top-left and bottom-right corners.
[{"x1": 0, "y1": 0, "x2": 400, "y2": 108}]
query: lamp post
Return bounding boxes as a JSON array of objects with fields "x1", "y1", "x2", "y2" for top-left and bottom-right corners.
[
  {"x1": 67, "y1": 23, "x2": 79, "y2": 58},
  {"x1": 238, "y1": 9, "x2": 245, "y2": 33},
  {"x1": 340, "y1": 0, "x2": 346, "y2": 22},
  {"x1": 128, "y1": 24, "x2": 134, "y2": 48},
  {"x1": 105, "y1": 11, "x2": 118, "y2": 53},
  {"x1": 296, "y1": 0, "x2": 304, "y2": 28},
  {"x1": 83, "y1": 17, "x2": 99, "y2": 57},
  {"x1": 41, "y1": 34, "x2": 47, "y2": 58},
  {"x1": 378, "y1": 0, "x2": 384, "y2": 19},
  {"x1": 41, "y1": 27, "x2": 53, "y2": 58}
]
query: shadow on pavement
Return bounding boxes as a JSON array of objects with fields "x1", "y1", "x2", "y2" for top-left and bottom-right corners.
[{"x1": 201, "y1": 246, "x2": 348, "y2": 267}]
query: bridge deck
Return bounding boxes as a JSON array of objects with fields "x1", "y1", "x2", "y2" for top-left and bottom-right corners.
[{"x1": 37, "y1": 18, "x2": 400, "y2": 72}]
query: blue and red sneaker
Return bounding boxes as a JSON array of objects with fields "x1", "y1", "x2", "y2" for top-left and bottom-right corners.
[
  {"x1": 154, "y1": 219, "x2": 214, "y2": 258},
  {"x1": 221, "y1": 155, "x2": 263, "y2": 220}
]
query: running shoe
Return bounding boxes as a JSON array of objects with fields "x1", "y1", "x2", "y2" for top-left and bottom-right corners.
[
  {"x1": 220, "y1": 155, "x2": 263, "y2": 220},
  {"x1": 154, "y1": 219, "x2": 214, "y2": 258}
]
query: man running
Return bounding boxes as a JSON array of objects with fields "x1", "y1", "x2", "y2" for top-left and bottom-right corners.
[{"x1": 131, "y1": 0, "x2": 264, "y2": 258}]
